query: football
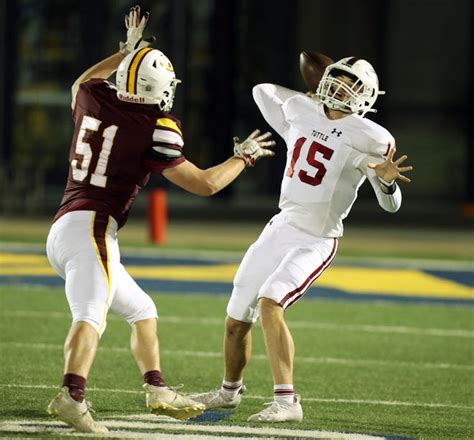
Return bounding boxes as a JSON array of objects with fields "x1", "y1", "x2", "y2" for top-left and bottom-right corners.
[{"x1": 299, "y1": 51, "x2": 334, "y2": 92}]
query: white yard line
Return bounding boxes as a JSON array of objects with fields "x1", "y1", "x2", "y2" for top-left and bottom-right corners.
[
  {"x1": 0, "y1": 419, "x2": 389, "y2": 439},
  {"x1": 1, "y1": 342, "x2": 472, "y2": 371},
  {"x1": 0, "y1": 383, "x2": 472, "y2": 410},
  {"x1": 91, "y1": 419, "x2": 390, "y2": 439},
  {"x1": 286, "y1": 321, "x2": 474, "y2": 338},
  {"x1": 2, "y1": 309, "x2": 472, "y2": 338}
]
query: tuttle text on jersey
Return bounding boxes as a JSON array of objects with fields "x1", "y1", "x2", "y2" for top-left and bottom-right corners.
[{"x1": 311, "y1": 130, "x2": 328, "y2": 141}]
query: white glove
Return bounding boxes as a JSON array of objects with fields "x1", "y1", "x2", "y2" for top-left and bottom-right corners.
[
  {"x1": 119, "y1": 5, "x2": 156, "y2": 56},
  {"x1": 233, "y1": 130, "x2": 275, "y2": 167}
]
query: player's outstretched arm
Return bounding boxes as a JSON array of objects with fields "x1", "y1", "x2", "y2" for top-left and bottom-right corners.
[
  {"x1": 71, "y1": 5, "x2": 155, "y2": 109},
  {"x1": 162, "y1": 130, "x2": 275, "y2": 196}
]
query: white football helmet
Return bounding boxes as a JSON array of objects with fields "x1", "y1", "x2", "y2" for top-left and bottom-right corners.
[
  {"x1": 314, "y1": 57, "x2": 385, "y2": 116},
  {"x1": 116, "y1": 48, "x2": 181, "y2": 111}
]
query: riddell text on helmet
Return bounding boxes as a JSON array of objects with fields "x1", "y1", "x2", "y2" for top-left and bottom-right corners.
[{"x1": 117, "y1": 93, "x2": 145, "y2": 103}]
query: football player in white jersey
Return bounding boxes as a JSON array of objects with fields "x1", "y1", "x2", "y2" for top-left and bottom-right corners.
[{"x1": 189, "y1": 56, "x2": 413, "y2": 422}]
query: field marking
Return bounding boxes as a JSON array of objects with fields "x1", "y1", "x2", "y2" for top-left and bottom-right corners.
[
  {"x1": 2, "y1": 309, "x2": 473, "y2": 338},
  {"x1": 2, "y1": 341, "x2": 472, "y2": 372},
  {"x1": 2, "y1": 252, "x2": 473, "y2": 299},
  {"x1": 0, "y1": 419, "x2": 389, "y2": 440},
  {"x1": 2, "y1": 240, "x2": 473, "y2": 271},
  {"x1": 1, "y1": 383, "x2": 472, "y2": 411}
]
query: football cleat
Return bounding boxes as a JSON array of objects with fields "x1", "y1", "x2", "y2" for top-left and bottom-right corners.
[
  {"x1": 144, "y1": 384, "x2": 205, "y2": 420},
  {"x1": 188, "y1": 385, "x2": 246, "y2": 409},
  {"x1": 247, "y1": 395, "x2": 303, "y2": 422},
  {"x1": 47, "y1": 387, "x2": 108, "y2": 433}
]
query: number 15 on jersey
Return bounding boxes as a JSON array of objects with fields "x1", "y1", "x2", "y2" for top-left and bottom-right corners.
[{"x1": 285, "y1": 137, "x2": 335, "y2": 186}]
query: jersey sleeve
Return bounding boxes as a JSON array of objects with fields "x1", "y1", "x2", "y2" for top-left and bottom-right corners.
[
  {"x1": 145, "y1": 115, "x2": 186, "y2": 175},
  {"x1": 356, "y1": 120, "x2": 395, "y2": 159},
  {"x1": 253, "y1": 84, "x2": 301, "y2": 140}
]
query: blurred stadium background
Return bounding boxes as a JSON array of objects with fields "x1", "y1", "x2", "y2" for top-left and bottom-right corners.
[{"x1": 0, "y1": 0, "x2": 473, "y2": 237}]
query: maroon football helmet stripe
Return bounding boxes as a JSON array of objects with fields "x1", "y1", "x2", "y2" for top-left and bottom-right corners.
[{"x1": 346, "y1": 57, "x2": 361, "y2": 65}]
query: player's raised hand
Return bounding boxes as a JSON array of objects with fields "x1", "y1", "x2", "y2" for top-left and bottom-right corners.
[
  {"x1": 119, "y1": 5, "x2": 156, "y2": 56},
  {"x1": 233, "y1": 130, "x2": 276, "y2": 167},
  {"x1": 368, "y1": 147, "x2": 413, "y2": 184}
]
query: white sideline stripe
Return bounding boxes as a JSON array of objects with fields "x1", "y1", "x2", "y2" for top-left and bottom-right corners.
[
  {"x1": 0, "y1": 419, "x2": 388, "y2": 440},
  {"x1": 2, "y1": 342, "x2": 472, "y2": 371},
  {"x1": 2, "y1": 309, "x2": 472, "y2": 338},
  {"x1": 1, "y1": 383, "x2": 472, "y2": 410}
]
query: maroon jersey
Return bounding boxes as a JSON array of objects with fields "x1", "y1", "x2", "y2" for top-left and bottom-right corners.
[{"x1": 54, "y1": 78, "x2": 185, "y2": 228}]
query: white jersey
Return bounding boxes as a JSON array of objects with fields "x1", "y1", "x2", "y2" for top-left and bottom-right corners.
[{"x1": 253, "y1": 83, "x2": 402, "y2": 238}]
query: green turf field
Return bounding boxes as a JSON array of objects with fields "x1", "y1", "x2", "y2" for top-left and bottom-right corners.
[{"x1": 1, "y1": 285, "x2": 473, "y2": 439}]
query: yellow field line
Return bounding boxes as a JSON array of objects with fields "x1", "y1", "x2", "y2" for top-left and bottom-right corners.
[{"x1": 0, "y1": 253, "x2": 472, "y2": 299}]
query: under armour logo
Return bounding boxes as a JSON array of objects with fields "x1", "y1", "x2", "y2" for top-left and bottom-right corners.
[{"x1": 331, "y1": 129, "x2": 342, "y2": 137}]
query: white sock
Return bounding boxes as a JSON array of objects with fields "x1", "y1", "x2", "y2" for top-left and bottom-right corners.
[
  {"x1": 221, "y1": 379, "x2": 242, "y2": 399},
  {"x1": 274, "y1": 384, "x2": 295, "y2": 404}
]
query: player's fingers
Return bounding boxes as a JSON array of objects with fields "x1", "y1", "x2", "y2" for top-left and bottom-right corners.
[
  {"x1": 367, "y1": 163, "x2": 376, "y2": 169},
  {"x1": 398, "y1": 166, "x2": 413, "y2": 173},
  {"x1": 255, "y1": 131, "x2": 272, "y2": 141},
  {"x1": 398, "y1": 174, "x2": 411, "y2": 183},
  {"x1": 132, "y1": 6, "x2": 139, "y2": 26},
  {"x1": 125, "y1": 15, "x2": 129, "y2": 28},
  {"x1": 259, "y1": 141, "x2": 276, "y2": 148},
  {"x1": 394, "y1": 155, "x2": 408, "y2": 165},
  {"x1": 387, "y1": 146, "x2": 396, "y2": 160},
  {"x1": 138, "y1": 15, "x2": 147, "y2": 31},
  {"x1": 248, "y1": 129, "x2": 261, "y2": 139},
  {"x1": 260, "y1": 149, "x2": 275, "y2": 157}
]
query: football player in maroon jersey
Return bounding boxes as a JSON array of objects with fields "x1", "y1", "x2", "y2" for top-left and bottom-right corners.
[{"x1": 45, "y1": 5, "x2": 275, "y2": 433}]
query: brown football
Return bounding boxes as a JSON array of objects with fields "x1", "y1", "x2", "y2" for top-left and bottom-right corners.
[{"x1": 299, "y1": 51, "x2": 334, "y2": 92}]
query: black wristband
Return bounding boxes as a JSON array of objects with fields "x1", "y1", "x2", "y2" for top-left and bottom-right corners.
[{"x1": 380, "y1": 181, "x2": 397, "y2": 195}]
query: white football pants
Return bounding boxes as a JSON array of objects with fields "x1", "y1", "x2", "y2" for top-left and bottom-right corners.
[
  {"x1": 227, "y1": 212, "x2": 338, "y2": 322},
  {"x1": 46, "y1": 211, "x2": 157, "y2": 337}
]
